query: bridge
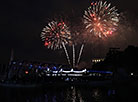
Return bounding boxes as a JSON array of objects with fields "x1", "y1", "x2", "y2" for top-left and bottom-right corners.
[{"x1": 1, "y1": 61, "x2": 113, "y2": 84}]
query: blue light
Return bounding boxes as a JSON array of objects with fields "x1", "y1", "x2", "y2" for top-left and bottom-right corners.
[
  {"x1": 65, "y1": 78, "x2": 69, "y2": 81},
  {"x1": 53, "y1": 66, "x2": 57, "y2": 70},
  {"x1": 19, "y1": 63, "x2": 22, "y2": 65},
  {"x1": 38, "y1": 66, "x2": 42, "y2": 69},
  {"x1": 29, "y1": 64, "x2": 33, "y2": 69},
  {"x1": 88, "y1": 70, "x2": 113, "y2": 74},
  {"x1": 13, "y1": 62, "x2": 16, "y2": 64}
]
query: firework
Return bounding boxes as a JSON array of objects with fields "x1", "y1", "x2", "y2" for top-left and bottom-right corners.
[
  {"x1": 83, "y1": 1, "x2": 119, "y2": 38},
  {"x1": 41, "y1": 20, "x2": 71, "y2": 65},
  {"x1": 41, "y1": 21, "x2": 71, "y2": 50}
]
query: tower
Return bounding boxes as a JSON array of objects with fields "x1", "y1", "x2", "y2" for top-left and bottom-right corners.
[{"x1": 9, "y1": 48, "x2": 14, "y2": 65}]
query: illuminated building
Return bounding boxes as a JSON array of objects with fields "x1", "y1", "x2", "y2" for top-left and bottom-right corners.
[{"x1": 92, "y1": 58, "x2": 104, "y2": 65}]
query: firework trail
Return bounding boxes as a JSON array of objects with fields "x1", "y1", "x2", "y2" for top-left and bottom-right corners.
[
  {"x1": 62, "y1": 42, "x2": 71, "y2": 65},
  {"x1": 83, "y1": 1, "x2": 119, "y2": 38},
  {"x1": 72, "y1": 44, "x2": 75, "y2": 68},
  {"x1": 77, "y1": 44, "x2": 84, "y2": 65}
]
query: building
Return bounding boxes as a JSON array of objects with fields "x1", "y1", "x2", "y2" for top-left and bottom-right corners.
[{"x1": 92, "y1": 58, "x2": 104, "y2": 65}]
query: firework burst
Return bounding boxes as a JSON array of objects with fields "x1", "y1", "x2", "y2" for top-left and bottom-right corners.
[
  {"x1": 41, "y1": 20, "x2": 71, "y2": 50},
  {"x1": 83, "y1": 1, "x2": 119, "y2": 38}
]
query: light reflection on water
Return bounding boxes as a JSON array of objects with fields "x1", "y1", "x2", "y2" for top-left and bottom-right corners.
[{"x1": 0, "y1": 85, "x2": 116, "y2": 102}]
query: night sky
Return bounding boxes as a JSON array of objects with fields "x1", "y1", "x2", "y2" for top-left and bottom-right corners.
[{"x1": 1, "y1": 0, "x2": 138, "y2": 64}]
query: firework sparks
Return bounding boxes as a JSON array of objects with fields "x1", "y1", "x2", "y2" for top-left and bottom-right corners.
[
  {"x1": 41, "y1": 21, "x2": 71, "y2": 50},
  {"x1": 83, "y1": 1, "x2": 119, "y2": 38}
]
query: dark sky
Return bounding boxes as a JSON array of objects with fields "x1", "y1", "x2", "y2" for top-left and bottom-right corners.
[{"x1": 1, "y1": 0, "x2": 138, "y2": 64}]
